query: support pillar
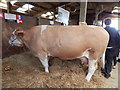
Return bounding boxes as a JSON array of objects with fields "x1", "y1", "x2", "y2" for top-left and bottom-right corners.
[
  {"x1": 79, "y1": 0, "x2": 88, "y2": 25},
  {"x1": 7, "y1": 2, "x2": 12, "y2": 13}
]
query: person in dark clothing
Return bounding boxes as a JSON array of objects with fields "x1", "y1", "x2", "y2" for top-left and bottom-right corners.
[
  {"x1": 117, "y1": 30, "x2": 120, "y2": 62},
  {"x1": 103, "y1": 18, "x2": 120, "y2": 78}
]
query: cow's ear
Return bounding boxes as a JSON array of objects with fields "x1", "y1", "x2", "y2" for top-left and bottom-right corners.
[{"x1": 15, "y1": 27, "x2": 24, "y2": 38}]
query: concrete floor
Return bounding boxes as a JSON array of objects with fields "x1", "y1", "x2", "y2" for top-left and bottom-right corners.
[{"x1": 104, "y1": 63, "x2": 118, "y2": 88}]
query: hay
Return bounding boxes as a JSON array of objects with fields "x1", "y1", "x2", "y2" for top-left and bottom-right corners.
[{"x1": 2, "y1": 52, "x2": 106, "y2": 88}]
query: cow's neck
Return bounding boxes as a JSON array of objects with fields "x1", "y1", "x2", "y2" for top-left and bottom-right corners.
[{"x1": 22, "y1": 31, "x2": 33, "y2": 49}]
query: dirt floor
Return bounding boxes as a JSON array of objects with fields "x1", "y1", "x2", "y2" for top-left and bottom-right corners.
[{"x1": 2, "y1": 52, "x2": 119, "y2": 88}]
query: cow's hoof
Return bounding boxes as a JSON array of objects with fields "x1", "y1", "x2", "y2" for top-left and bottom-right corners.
[
  {"x1": 45, "y1": 69, "x2": 49, "y2": 73},
  {"x1": 45, "y1": 70, "x2": 49, "y2": 73},
  {"x1": 85, "y1": 76, "x2": 91, "y2": 82},
  {"x1": 45, "y1": 71, "x2": 49, "y2": 73},
  {"x1": 86, "y1": 78, "x2": 90, "y2": 82}
]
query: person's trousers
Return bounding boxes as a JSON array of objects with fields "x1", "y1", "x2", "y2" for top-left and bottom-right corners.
[{"x1": 104, "y1": 49, "x2": 113, "y2": 77}]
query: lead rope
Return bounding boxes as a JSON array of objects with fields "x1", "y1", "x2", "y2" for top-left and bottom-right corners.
[{"x1": 7, "y1": 37, "x2": 17, "y2": 50}]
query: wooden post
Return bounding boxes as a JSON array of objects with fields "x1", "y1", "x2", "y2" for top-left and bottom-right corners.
[
  {"x1": 37, "y1": 16, "x2": 41, "y2": 25},
  {"x1": 7, "y1": 2, "x2": 12, "y2": 13},
  {"x1": 0, "y1": 9, "x2": 2, "y2": 60},
  {"x1": 53, "y1": 8, "x2": 56, "y2": 25},
  {"x1": 94, "y1": 7, "x2": 99, "y2": 25},
  {"x1": 79, "y1": 0, "x2": 88, "y2": 24},
  {"x1": 0, "y1": 9, "x2": 2, "y2": 90}
]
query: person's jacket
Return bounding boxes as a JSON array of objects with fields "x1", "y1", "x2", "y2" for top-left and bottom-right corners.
[{"x1": 105, "y1": 26, "x2": 120, "y2": 49}]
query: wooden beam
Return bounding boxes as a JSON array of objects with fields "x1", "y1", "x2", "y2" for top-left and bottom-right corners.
[
  {"x1": 2, "y1": 2, "x2": 34, "y2": 16},
  {"x1": 12, "y1": 4, "x2": 40, "y2": 13},
  {"x1": 26, "y1": 2, "x2": 48, "y2": 10},
  {"x1": 11, "y1": 3, "x2": 40, "y2": 16},
  {"x1": 34, "y1": 2, "x2": 70, "y2": 17},
  {"x1": 76, "y1": 2, "x2": 80, "y2": 6},
  {"x1": 79, "y1": 0, "x2": 88, "y2": 23},
  {"x1": 31, "y1": 8, "x2": 41, "y2": 12},
  {"x1": 2, "y1": 8, "x2": 33, "y2": 16},
  {"x1": 45, "y1": 2, "x2": 56, "y2": 7}
]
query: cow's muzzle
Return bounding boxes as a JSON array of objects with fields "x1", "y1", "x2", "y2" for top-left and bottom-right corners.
[{"x1": 9, "y1": 35, "x2": 24, "y2": 47}]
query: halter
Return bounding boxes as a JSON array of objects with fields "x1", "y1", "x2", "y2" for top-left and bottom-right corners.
[{"x1": 9, "y1": 35, "x2": 18, "y2": 46}]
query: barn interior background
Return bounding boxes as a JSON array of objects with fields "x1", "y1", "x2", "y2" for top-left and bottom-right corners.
[{"x1": 0, "y1": 0, "x2": 120, "y2": 88}]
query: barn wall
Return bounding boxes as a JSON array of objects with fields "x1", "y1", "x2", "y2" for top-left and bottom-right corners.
[
  {"x1": 69, "y1": 13, "x2": 95, "y2": 25},
  {"x1": 39, "y1": 18, "x2": 50, "y2": 25},
  {"x1": 39, "y1": 18, "x2": 61, "y2": 25},
  {"x1": 2, "y1": 15, "x2": 37, "y2": 58}
]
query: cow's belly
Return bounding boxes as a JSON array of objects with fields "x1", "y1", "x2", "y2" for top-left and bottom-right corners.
[{"x1": 48, "y1": 48, "x2": 90, "y2": 60}]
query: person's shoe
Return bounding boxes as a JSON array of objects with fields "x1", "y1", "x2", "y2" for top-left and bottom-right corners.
[
  {"x1": 113, "y1": 66, "x2": 116, "y2": 69},
  {"x1": 104, "y1": 73, "x2": 111, "y2": 78},
  {"x1": 117, "y1": 59, "x2": 120, "y2": 62}
]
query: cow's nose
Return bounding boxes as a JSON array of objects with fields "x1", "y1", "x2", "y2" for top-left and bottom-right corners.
[{"x1": 19, "y1": 43, "x2": 24, "y2": 47}]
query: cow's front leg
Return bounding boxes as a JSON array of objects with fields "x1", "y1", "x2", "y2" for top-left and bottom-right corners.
[
  {"x1": 38, "y1": 55, "x2": 49, "y2": 73},
  {"x1": 85, "y1": 60, "x2": 97, "y2": 82},
  {"x1": 40, "y1": 58, "x2": 49, "y2": 73}
]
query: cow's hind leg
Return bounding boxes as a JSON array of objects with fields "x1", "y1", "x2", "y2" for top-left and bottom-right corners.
[
  {"x1": 48, "y1": 56, "x2": 54, "y2": 66},
  {"x1": 100, "y1": 50, "x2": 106, "y2": 69},
  {"x1": 86, "y1": 60, "x2": 97, "y2": 82}
]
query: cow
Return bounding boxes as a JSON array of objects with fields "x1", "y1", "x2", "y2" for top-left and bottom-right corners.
[{"x1": 9, "y1": 25, "x2": 109, "y2": 82}]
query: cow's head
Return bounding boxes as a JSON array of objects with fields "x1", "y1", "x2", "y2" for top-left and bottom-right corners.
[{"x1": 9, "y1": 27, "x2": 24, "y2": 47}]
